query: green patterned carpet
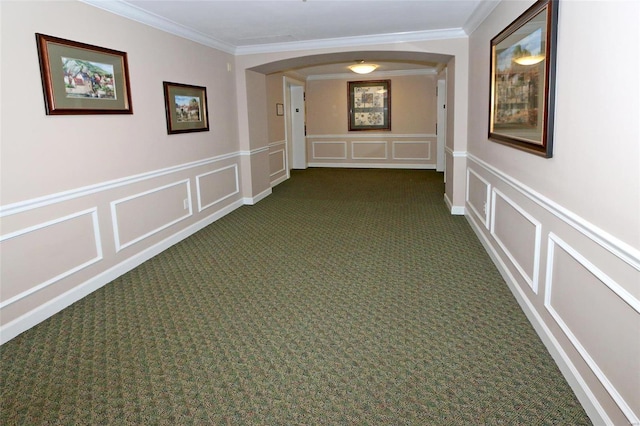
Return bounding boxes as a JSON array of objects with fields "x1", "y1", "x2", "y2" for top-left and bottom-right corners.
[{"x1": 1, "y1": 168, "x2": 591, "y2": 425}]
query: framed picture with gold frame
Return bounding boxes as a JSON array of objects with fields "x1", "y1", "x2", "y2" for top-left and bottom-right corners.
[
  {"x1": 348, "y1": 80, "x2": 391, "y2": 131},
  {"x1": 489, "y1": 0, "x2": 558, "y2": 157},
  {"x1": 35, "y1": 33, "x2": 133, "y2": 115}
]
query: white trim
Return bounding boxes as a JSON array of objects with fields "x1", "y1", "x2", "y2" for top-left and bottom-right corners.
[
  {"x1": 0, "y1": 151, "x2": 240, "y2": 218},
  {"x1": 308, "y1": 162, "x2": 435, "y2": 170},
  {"x1": 243, "y1": 187, "x2": 272, "y2": 205},
  {"x1": 545, "y1": 233, "x2": 639, "y2": 424},
  {"x1": 465, "y1": 214, "x2": 611, "y2": 426},
  {"x1": 466, "y1": 167, "x2": 491, "y2": 229},
  {"x1": 235, "y1": 28, "x2": 467, "y2": 55},
  {"x1": 196, "y1": 164, "x2": 240, "y2": 212},
  {"x1": 79, "y1": 0, "x2": 236, "y2": 53},
  {"x1": 268, "y1": 140, "x2": 286, "y2": 148},
  {"x1": 352, "y1": 141, "x2": 388, "y2": 160},
  {"x1": 270, "y1": 174, "x2": 289, "y2": 187},
  {"x1": 467, "y1": 154, "x2": 640, "y2": 272},
  {"x1": 490, "y1": 188, "x2": 542, "y2": 293},
  {"x1": 463, "y1": 0, "x2": 501, "y2": 35},
  {"x1": 307, "y1": 68, "x2": 437, "y2": 81},
  {"x1": 311, "y1": 141, "x2": 347, "y2": 160},
  {"x1": 308, "y1": 133, "x2": 436, "y2": 139},
  {"x1": 0, "y1": 200, "x2": 243, "y2": 345},
  {"x1": 268, "y1": 149, "x2": 287, "y2": 177},
  {"x1": 444, "y1": 193, "x2": 465, "y2": 215},
  {"x1": 392, "y1": 140, "x2": 431, "y2": 161},
  {"x1": 110, "y1": 179, "x2": 193, "y2": 252},
  {"x1": 239, "y1": 146, "x2": 270, "y2": 156},
  {"x1": 0, "y1": 208, "x2": 103, "y2": 309}
]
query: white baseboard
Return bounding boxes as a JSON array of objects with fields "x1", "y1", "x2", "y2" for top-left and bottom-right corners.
[
  {"x1": 444, "y1": 193, "x2": 465, "y2": 215},
  {"x1": 243, "y1": 187, "x2": 272, "y2": 205},
  {"x1": 464, "y1": 212, "x2": 611, "y2": 426},
  {"x1": 0, "y1": 199, "x2": 244, "y2": 345},
  {"x1": 308, "y1": 162, "x2": 436, "y2": 169}
]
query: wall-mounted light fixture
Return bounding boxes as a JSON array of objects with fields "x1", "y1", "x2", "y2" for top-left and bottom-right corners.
[{"x1": 348, "y1": 60, "x2": 378, "y2": 74}]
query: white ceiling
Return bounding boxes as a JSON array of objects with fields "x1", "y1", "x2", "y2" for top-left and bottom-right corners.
[{"x1": 82, "y1": 0, "x2": 498, "y2": 77}]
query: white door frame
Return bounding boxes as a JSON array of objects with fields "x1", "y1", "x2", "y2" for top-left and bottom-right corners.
[
  {"x1": 283, "y1": 76, "x2": 307, "y2": 170},
  {"x1": 436, "y1": 77, "x2": 447, "y2": 173}
]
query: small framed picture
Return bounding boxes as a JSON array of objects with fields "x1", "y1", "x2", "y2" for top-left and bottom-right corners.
[
  {"x1": 163, "y1": 82, "x2": 209, "y2": 134},
  {"x1": 35, "y1": 33, "x2": 133, "y2": 115},
  {"x1": 348, "y1": 80, "x2": 391, "y2": 131}
]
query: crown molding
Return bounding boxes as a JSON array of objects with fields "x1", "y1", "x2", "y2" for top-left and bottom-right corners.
[
  {"x1": 235, "y1": 28, "x2": 467, "y2": 55},
  {"x1": 79, "y1": 0, "x2": 237, "y2": 53},
  {"x1": 80, "y1": 0, "x2": 467, "y2": 55},
  {"x1": 306, "y1": 68, "x2": 437, "y2": 81},
  {"x1": 463, "y1": 0, "x2": 501, "y2": 35}
]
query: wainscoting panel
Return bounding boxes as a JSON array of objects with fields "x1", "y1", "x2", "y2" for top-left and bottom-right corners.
[
  {"x1": 466, "y1": 167, "x2": 490, "y2": 229},
  {"x1": 0, "y1": 209, "x2": 102, "y2": 309},
  {"x1": 465, "y1": 154, "x2": 640, "y2": 425},
  {"x1": 392, "y1": 140, "x2": 431, "y2": 161},
  {"x1": 268, "y1": 140, "x2": 288, "y2": 187},
  {"x1": 545, "y1": 234, "x2": 640, "y2": 424},
  {"x1": 197, "y1": 164, "x2": 239, "y2": 212},
  {"x1": 309, "y1": 134, "x2": 436, "y2": 168},
  {"x1": 490, "y1": 188, "x2": 541, "y2": 293},
  {"x1": 352, "y1": 141, "x2": 387, "y2": 160},
  {"x1": 111, "y1": 180, "x2": 192, "y2": 252},
  {"x1": 311, "y1": 141, "x2": 347, "y2": 160}
]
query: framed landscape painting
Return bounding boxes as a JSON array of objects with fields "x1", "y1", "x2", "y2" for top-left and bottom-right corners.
[
  {"x1": 35, "y1": 33, "x2": 133, "y2": 115},
  {"x1": 489, "y1": 0, "x2": 558, "y2": 157},
  {"x1": 348, "y1": 80, "x2": 391, "y2": 131},
  {"x1": 163, "y1": 82, "x2": 209, "y2": 134}
]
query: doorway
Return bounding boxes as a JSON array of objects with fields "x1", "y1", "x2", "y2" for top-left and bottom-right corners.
[{"x1": 284, "y1": 77, "x2": 306, "y2": 170}]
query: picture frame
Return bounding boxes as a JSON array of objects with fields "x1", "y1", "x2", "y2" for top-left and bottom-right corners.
[
  {"x1": 35, "y1": 33, "x2": 133, "y2": 115},
  {"x1": 276, "y1": 103, "x2": 284, "y2": 116},
  {"x1": 163, "y1": 82, "x2": 209, "y2": 134},
  {"x1": 489, "y1": 0, "x2": 558, "y2": 157},
  {"x1": 348, "y1": 80, "x2": 391, "y2": 131}
]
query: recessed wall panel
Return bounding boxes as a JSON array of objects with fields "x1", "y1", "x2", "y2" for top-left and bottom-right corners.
[
  {"x1": 312, "y1": 141, "x2": 347, "y2": 159},
  {"x1": 0, "y1": 209, "x2": 101, "y2": 307},
  {"x1": 546, "y1": 235, "x2": 640, "y2": 423},
  {"x1": 111, "y1": 180, "x2": 192, "y2": 251},
  {"x1": 466, "y1": 168, "x2": 490, "y2": 228},
  {"x1": 392, "y1": 141, "x2": 431, "y2": 160},
  {"x1": 352, "y1": 141, "x2": 387, "y2": 160},
  {"x1": 197, "y1": 165, "x2": 239, "y2": 211},
  {"x1": 491, "y1": 189, "x2": 541, "y2": 292}
]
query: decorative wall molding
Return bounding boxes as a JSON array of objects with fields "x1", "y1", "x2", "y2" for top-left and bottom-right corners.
[
  {"x1": 311, "y1": 141, "x2": 347, "y2": 160},
  {"x1": 467, "y1": 154, "x2": 640, "y2": 272},
  {"x1": 392, "y1": 140, "x2": 431, "y2": 160},
  {"x1": 196, "y1": 164, "x2": 240, "y2": 212},
  {"x1": 0, "y1": 199, "x2": 243, "y2": 345},
  {"x1": 545, "y1": 233, "x2": 639, "y2": 424},
  {"x1": 308, "y1": 162, "x2": 435, "y2": 170},
  {"x1": 465, "y1": 212, "x2": 611, "y2": 426},
  {"x1": 269, "y1": 148, "x2": 287, "y2": 176},
  {"x1": 110, "y1": 179, "x2": 193, "y2": 252},
  {"x1": 0, "y1": 208, "x2": 103, "y2": 309},
  {"x1": 352, "y1": 141, "x2": 387, "y2": 160},
  {"x1": 490, "y1": 188, "x2": 542, "y2": 293},
  {"x1": 0, "y1": 151, "x2": 241, "y2": 218},
  {"x1": 307, "y1": 68, "x2": 437, "y2": 81},
  {"x1": 466, "y1": 167, "x2": 491, "y2": 228},
  {"x1": 308, "y1": 133, "x2": 436, "y2": 139}
]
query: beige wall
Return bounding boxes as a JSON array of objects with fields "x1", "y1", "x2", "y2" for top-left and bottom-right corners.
[
  {"x1": 0, "y1": 1, "x2": 244, "y2": 338},
  {"x1": 304, "y1": 74, "x2": 437, "y2": 168},
  {"x1": 466, "y1": 1, "x2": 640, "y2": 424}
]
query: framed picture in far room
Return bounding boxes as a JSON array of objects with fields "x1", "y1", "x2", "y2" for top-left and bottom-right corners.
[
  {"x1": 348, "y1": 80, "x2": 391, "y2": 131},
  {"x1": 488, "y1": 0, "x2": 559, "y2": 157},
  {"x1": 35, "y1": 33, "x2": 133, "y2": 115},
  {"x1": 163, "y1": 81, "x2": 209, "y2": 134}
]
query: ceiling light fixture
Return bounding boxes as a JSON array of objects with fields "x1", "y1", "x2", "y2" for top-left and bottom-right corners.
[
  {"x1": 513, "y1": 54, "x2": 545, "y2": 66},
  {"x1": 348, "y1": 60, "x2": 378, "y2": 74}
]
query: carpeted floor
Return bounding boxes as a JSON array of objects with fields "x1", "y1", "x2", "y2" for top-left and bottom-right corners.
[{"x1": 0, "y1": 168, "x2": 591, "y2": 425}]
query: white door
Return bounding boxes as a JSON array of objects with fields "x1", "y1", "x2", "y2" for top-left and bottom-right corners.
[
  {"x1": 436, "y1": 79, "x2": 447, "y2": 173},
  {"x1": 290, "y1": 85, "x2": 307, "y2": 169}
]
